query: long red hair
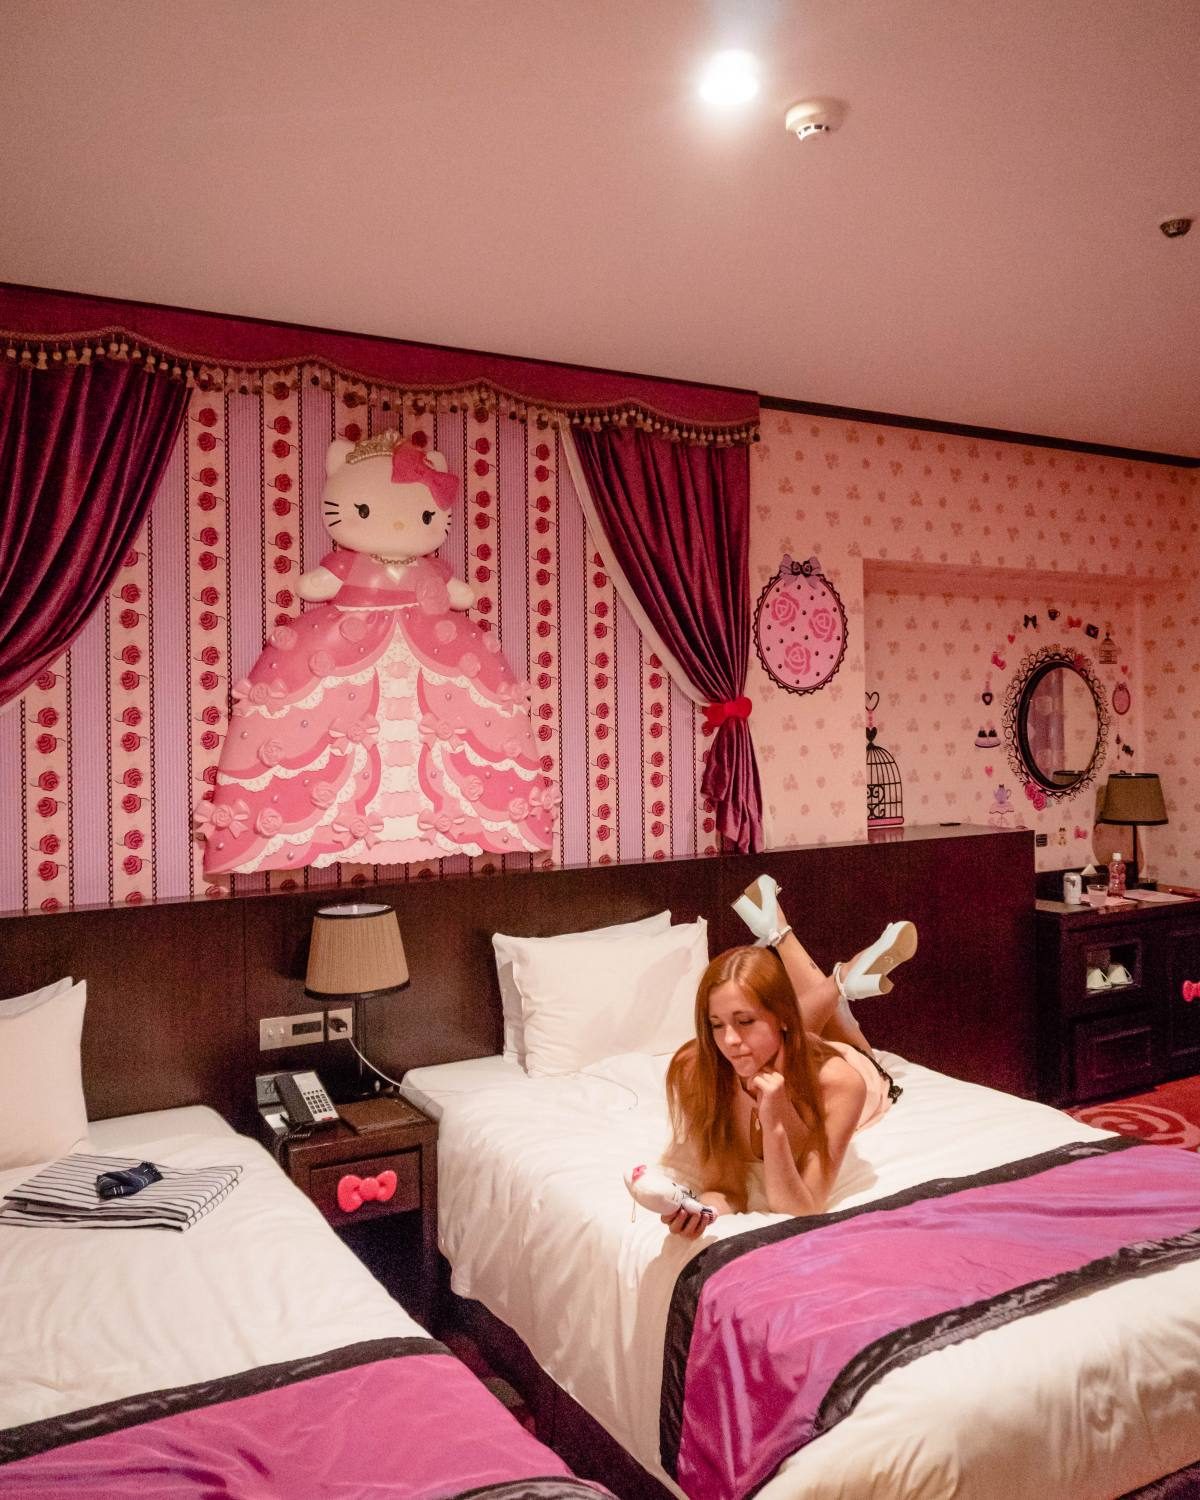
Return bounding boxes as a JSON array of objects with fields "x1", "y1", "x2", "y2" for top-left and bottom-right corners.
[{"x1": 665, "y1": 946, "x2": 831, "y2": 1210}]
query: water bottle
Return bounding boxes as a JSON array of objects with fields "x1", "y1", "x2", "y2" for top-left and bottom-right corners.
[{"x1": 1107, "y1": 851, "x2": 1126, "y2": 898}]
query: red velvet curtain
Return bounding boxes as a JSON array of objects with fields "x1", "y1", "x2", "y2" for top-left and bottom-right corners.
[
  {"x1": 571, "y1": 426, "x2": 763, "y2": 853},
  {"x1": 0, "y1": 359, "x2": 188, "y2": 708}
]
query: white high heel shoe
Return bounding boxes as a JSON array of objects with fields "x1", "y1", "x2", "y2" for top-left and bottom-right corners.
[
  {"x1": 731, "y1": 874, "x2": 793, "y2": 948},
  {"x1": 833, "y1": 921, "x2": 918, "y2": 1001}
]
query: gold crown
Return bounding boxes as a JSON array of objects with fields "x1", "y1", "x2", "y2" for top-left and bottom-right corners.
[{"x1": 344, "y1": 431, "x2": 403, "y2": 465}]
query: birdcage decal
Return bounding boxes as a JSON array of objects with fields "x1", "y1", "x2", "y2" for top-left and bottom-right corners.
[{"x1": 865, "y1": 694, "x2": 904, "y2": 828}]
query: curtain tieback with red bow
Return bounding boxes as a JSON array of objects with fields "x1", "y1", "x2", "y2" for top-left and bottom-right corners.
[{"x1": 703, "y1": 696, "x2": 752, "y2": 733}]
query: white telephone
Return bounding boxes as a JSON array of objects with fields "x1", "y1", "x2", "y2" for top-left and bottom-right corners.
[{"x1": 257, "y1": 1070, "x2": 339, "y2": 1130}]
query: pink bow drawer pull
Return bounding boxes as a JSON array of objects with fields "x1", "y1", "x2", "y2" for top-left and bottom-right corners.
[
  {"x1": 1183, "y1": 980, "x2": 1200, "y2": 1003},
  {"x1": 337, "y1": 1169, "x2": 398, "y2": 1213}
]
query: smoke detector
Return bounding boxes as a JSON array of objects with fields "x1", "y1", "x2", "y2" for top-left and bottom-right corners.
[{"x1": 784, "y1": 98, "x2": 844, "y2": 140}]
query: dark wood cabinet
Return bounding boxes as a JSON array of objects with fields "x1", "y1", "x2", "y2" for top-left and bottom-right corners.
[
  {"x1": 1036, "y1": 897, "x2": 1200, "y2": 1105},
  {"x1": 264, "y1": 1095, "x2": 439, "y2": 1326}
]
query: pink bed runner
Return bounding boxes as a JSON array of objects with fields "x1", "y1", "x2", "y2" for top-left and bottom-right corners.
[
  {"x1": 661, "y1": 1137, "x2": 1200, "y2": 1500},
  {"x1": 1, "y1": 1336, "x2": 609, "y2": 1499}
]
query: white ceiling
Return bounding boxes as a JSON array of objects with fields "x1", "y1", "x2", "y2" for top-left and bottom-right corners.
[{"x1": 2, "y1": 0, "x2": 1197, "y2": 456}]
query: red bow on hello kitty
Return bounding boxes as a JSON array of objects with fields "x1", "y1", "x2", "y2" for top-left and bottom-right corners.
[
  {"x1": 390, "y1": 442, "x2": 457, "y2": 510},
  {"x1": 1182, "y1": 980, "x2": 1200, "y2": 1003},
  {"x1": 337, "y1": 1169, "x2": 397, "y2": 1213}
]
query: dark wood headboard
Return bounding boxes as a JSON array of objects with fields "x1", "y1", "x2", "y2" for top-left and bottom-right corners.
[{"x1": 0, "y1": 824, "x2": 1035, "y2": 1130}]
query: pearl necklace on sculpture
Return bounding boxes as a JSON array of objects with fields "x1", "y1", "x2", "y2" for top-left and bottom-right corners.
[{"x1": 370, "y1": 553, "x2": 418, "y2": 581}]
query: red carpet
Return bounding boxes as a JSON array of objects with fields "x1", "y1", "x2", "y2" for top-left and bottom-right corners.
[{"x1": 1069, "y1": 1074, "x2": 1200, "y2": 1151}]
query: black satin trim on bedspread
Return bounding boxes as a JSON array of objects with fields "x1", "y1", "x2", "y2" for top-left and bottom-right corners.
[
  {"x1": 1120, "y1": 1458, "x2": 1200, "y2": 1499},
  {"x1": 814, "y1": 1224, "x2": 1200, "y2": 1438},
  {"x1": 660, "y1": 1136, "x2": 1140, "y2": 1477},
  {"x1": 454, "y1": 1481, "x2": 611, "y2": 1499},
  {"x1": 0, "y1": 1335, "x2": 446, "y2": 1464}
]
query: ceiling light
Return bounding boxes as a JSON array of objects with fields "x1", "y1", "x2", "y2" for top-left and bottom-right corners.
[{"x1": 698, "y1": 50, "x2": 760, "y2": 109}]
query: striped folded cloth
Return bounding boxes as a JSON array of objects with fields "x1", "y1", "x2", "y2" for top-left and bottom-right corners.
[{"x1": 0, "y1": 1153, "x2": 242, "y2": 1231}]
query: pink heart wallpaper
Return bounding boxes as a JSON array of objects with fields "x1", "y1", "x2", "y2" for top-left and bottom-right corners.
[{"x1": 748, "y1": 410, "x2": 1198, "y2": 883}]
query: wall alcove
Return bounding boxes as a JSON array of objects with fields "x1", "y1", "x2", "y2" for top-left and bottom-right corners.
[{"x1": 861, "y1": 559, "x2": 1149, "y2": 872}]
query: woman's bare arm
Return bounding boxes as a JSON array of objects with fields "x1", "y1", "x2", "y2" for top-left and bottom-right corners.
[{"x1": 757, "y1": 1059, "x2": 865, "y2": 1215}]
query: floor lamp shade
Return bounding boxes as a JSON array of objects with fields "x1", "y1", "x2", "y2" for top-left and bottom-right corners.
[{"x1": 304, "y1": 903, "x2": 408, "y2": 1000}]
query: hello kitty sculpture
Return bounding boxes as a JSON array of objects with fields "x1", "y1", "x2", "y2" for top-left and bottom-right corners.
[{"x1": 195, "y1": 434, "x2": 557, "y2": 875}]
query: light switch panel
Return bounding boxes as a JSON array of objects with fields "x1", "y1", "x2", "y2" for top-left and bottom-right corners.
[{"x1": 258, "y1": 1012, "x2": 326, "y2": 1050}]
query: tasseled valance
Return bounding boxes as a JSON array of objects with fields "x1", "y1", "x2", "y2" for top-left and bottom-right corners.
[{"x1": 0, "y1": 285, "x2": 759, "y2": 446}]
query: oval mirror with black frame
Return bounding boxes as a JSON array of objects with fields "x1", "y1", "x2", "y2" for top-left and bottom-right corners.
[{"x1": 1002, "y1": 646, "x2": 1110, "y2": 797}]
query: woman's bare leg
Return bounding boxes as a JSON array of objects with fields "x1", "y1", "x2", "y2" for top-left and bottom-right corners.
[{"x1": 773, "y1": 910, "x2": 872, "y2": 1052}]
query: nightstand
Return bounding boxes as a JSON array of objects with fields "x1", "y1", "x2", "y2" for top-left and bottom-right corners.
[{"x1": 270, "y1": 1095, "x2": 439, "y2": 1327}]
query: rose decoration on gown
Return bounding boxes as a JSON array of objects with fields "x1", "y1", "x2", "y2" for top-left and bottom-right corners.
[
  {"x1": 753, "y1": 555, "x2": 848, "y2": 695},
  {"x1": 195, "y1": 434, "x2": 557, "y2": 875}
]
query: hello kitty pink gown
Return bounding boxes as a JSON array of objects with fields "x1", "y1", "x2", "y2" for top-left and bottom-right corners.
[{"x1": 197, "y1": 454, "x2": 555, "y2": 875}]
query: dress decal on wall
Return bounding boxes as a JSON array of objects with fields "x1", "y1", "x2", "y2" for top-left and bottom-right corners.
[
  {"x1": 753, "y1": 555, "x2": 847, "y2": 695},
  {"x1": 865, "y1": 693, "x2": 904, "y2": 829},
  {"x1": 194, "y1": 435, "x2": 557, "y2": 875},
  {"x1": 988, "y1": 784, "x2": 1018, "y2": 828}
]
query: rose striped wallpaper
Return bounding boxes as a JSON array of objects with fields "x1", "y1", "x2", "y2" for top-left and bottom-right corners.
[{"x1": 0, "y1": 379, "x2": 714, "y2": 915}]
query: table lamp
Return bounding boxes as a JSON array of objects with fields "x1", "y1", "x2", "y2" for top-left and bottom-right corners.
[
  {"x1": 304, "y1": 902, "x2": 408, "y2": 1099},
  {"x1": 1096, "y1": 772, "x2": 1168, "y2": 887}
]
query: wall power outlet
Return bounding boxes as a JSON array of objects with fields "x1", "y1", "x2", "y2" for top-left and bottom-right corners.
[
  {"x1": 325, "y1": 1007, "x2": 354, "y2": 1042},
  {"x1": 257, "y1": 1008, "x2": 354, "y2": 1051}
]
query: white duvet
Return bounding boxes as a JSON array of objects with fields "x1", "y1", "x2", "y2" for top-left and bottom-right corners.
[
  {"x1": 0, "y1": 1106, "x2": 422, "y2": 1429},
  {"x1": 403, "y1": 1051, "x2": 1200, "y2": 1500}
]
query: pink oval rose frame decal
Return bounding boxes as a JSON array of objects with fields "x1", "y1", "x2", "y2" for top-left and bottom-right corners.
[{"x1": 754, "y1": 555, "x2": 848, "y2": 696}]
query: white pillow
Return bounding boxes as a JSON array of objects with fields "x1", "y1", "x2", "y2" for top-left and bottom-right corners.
[
  {"x1": 513, "y1": 919, "x2": 708, "y2": 1078},
  {"x1": 0, "y1": 978, "x2": 89, "y2": 1171},
  {"x1": 493, "y1": 912, "x2": 672, "y2": 1068},
  {"x1": 0, "y1": 974, "x2": 73, "y2": 1018}
]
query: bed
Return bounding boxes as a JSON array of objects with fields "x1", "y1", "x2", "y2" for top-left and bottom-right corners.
[
  {"x1": 401, "y1": 1046, "x2": 1200, "y2": 1500},
  {"x1": 0, "y1": 1102, "x2": 610, "y2": 1499}
]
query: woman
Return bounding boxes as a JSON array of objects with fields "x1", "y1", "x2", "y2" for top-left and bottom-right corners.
[{"x1": 661, "y1": 875, "x2": 915, "y2": 1235}]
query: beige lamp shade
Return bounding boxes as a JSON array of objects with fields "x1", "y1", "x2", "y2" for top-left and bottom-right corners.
[
  {"x1": 1096, "y1": 772, "x2": 1168, "y2": 827},
  {"x1": 304, "y1": 902, "x2": 408, "y2": 1000}
]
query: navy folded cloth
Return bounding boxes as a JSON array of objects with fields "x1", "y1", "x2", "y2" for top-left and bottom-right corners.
[{"x1": 95, "y1": 1161, "x2": 163, "y2": 1199}]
